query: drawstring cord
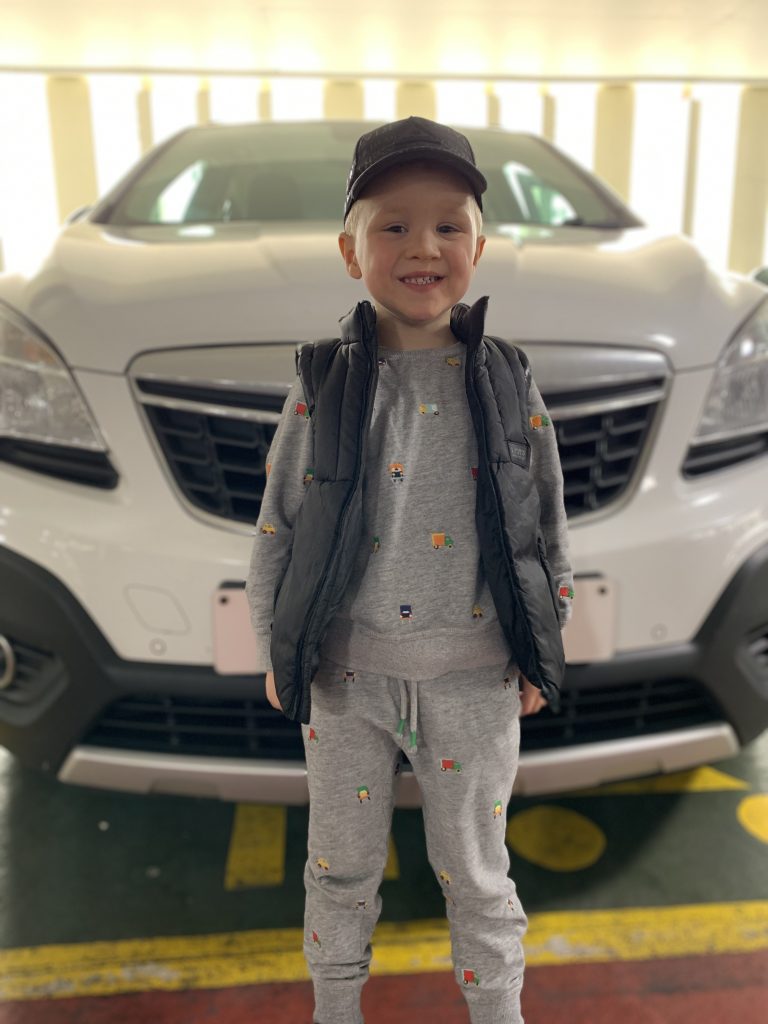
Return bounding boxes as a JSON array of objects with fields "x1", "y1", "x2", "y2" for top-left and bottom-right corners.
[{"x1": 396, "y1": 679, "x2": 419, "y2": 751}]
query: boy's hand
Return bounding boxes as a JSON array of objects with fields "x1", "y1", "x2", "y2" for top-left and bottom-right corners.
[
  {"x1": 264, "y1": 671, "x2": 283, "y2": 711},
  {"x1": 518, "y1": 674, "x2": 547, "y2": 716}
]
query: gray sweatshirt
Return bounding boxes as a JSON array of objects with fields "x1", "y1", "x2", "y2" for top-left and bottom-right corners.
[{"x1": 246, "y1": 338, "x2": 573, "y2": 678}]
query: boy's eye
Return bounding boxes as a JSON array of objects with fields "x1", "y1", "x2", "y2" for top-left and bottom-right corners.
[
  {"x1": 438, "y1": 224, "x2": 460, "y2": 233},
  {"x1": 384, "y1": 225, "x2": 406, "y2": 233}
]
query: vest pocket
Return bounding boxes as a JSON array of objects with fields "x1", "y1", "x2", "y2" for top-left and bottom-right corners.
[{"x1": 536, "y1": 534, "x2": 560, "y2": 620}]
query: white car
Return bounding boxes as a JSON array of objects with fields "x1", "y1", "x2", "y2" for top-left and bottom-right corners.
[{"x1": 1, "y1": 120, "x2": 766, "y2": 805}]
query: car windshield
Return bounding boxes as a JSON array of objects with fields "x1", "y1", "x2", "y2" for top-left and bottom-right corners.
[{"x1": 99, "y1": 121, "x2": 636, "y2": 229}]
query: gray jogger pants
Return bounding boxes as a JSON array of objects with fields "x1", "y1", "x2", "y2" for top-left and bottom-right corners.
[{"x1": 301, "y1": 659, "x2": 527, "y2": 1024}]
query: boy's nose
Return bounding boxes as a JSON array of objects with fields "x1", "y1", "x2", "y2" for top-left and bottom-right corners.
[{"x1": 405, "y1": 227, "x2": 441, "y2": 259}]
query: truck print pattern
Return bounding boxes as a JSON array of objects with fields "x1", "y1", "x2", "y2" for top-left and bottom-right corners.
[
  {"x1": 419, "y1": 402, "x2": 439, "y2": 415},
  {"x1": 559, "y1": 584, "x2": 575, "y2": 599},
  {"x1": 356, "y1": 784, "x2": 371, "y2": 802},
  {"x1": 316, "y1": 857, "x2": 330, "y2": 872},
  {"x1": 400, "y1": 604, "x2": 413, "y2": 620},
  {"x1": 389, "y1": 462, "x2": 405, "y2": 482},
  {"x1": 311, "y1": 930, "x2": 322, "y2": 948},
  {"x1": 303, "y1": 467, "x2": 314, "y2": 485},
  {"x1": 344, "y1": 670, "x2": 356, "y2": 683},
  {"x1": 493, "y1": 800, "x2": 503, "y2": 818},
  {"x1": 472, "y1": 605, "x2": 484, "y2": 619},
  {"x1": 529, "y1": 413, "x2": 551, "y2": 429},
  {"x1": 438, "y1": 869, "x2": 452, "y2": 886},
  {"x1": 440, "y1": 758, "x2": 462, "y2": 773},
  {"x1": 445, "y1": 356, "x2": 461, "y2": 367},
  {"x1": 294, "y1": 401, "x2": 310, "y2": 419},
  {"x1": 431, "y1": 532, "x2": 454, "y2": 549},
  {"x1": 372, "y1": 535, "x2": 381, "y2": 552},
  {"x1": 462, "y1": 968, "x2": 480, "y2": 986},
  {"x1": 308, "y1": 726, "x2": 318, "y2": 743},
  {"x1": 260, "y1": 523, "x2": 276, "y2": 535}
]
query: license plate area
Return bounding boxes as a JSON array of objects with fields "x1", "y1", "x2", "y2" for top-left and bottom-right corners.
[
  {"x1": 212, "y1": 582, "x2": 263, "y2": 674},
  {"x1": 562, "y1": 576, "x2": 618, "y2": 664}
]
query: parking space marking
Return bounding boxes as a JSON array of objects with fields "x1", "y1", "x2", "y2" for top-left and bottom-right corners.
[
  {"x1": 1, "y1": 901, "x2": 766, "y2": 1001},
  {"x1": 224, "y1": 805, "x2": 286, "y2": 889},
  {"x1": 570, "y1": 765, "x2": 749, "y2": 796},
  {"x1": 506, "y1": 806, "x2": 606, "y2": 871},
  {"x1": 737, "y1": 794, "x2": 768, "y2": 844},
  {"x1": 384, "y1": 834, "x2": 400, "y2": 880}
]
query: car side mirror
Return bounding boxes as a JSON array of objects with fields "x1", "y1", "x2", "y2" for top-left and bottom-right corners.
[{"x1": 64, "y1": 205, "x2": 92, "y2": 225}]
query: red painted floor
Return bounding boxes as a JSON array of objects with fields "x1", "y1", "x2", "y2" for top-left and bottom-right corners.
[{"x1": 1, "y1": 951, "x2": 766, "y2": 1023}]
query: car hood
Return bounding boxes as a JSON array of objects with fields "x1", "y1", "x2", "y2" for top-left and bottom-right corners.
[{"x1": 2, "y1": 221, "x2": 764, "y2": 373}]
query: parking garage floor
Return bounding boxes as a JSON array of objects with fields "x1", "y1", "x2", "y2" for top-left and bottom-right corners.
[{"x1": 0, "y1": 735, "x2": 766, "y2": 1023}]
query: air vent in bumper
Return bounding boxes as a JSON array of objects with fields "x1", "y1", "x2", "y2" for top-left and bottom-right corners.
[{"x1": 81, "y1": 678, "x2": 721, "y2": 760}]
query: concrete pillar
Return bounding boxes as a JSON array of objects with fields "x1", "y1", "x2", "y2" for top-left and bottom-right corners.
[
  {"x1": 324, "y1": 80, "x2": 364, "y2": 119},
  {"x1": 594, "y1": 83, "x2": 634, "y2": 202},
  {"x1": 681, "y1": 91, "x2": 701, "y2": 237},
  {"x1": 728, "y1": 86, "x2": 768, "y2": 274},
  {"x1": 46, "y1": 75, "x2": 99, "y2": 222},
  {"x1": 137, "y1": 78, "x2": 153, "y2": 153},
  {"x1": 486, "y1": 86, "x2": 501, "y2": 128},
  {"x1": 542, "y1": 88, "x2": 556, "y2": 143},
  {"x1": 395, "y1": 81, "x2": 436, "y2": 120},
  {"x1": 258, "y1": 80, "x2": 272, "y2": 121},
  {"x1": 197, "y1": 79, "x2": 211, "y2": 125}
]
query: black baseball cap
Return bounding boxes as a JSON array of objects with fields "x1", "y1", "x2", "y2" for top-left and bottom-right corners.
[{"x1": 343, "y1": 116, "x2": 488, "y2": 221}]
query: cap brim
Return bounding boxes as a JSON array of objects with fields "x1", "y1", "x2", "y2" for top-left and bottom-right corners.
[{"x1": 345, "y1": 148, "x2": 487, "y2": 219}]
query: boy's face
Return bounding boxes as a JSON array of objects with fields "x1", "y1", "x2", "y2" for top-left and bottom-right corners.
[{"x1": 338, "y1": 163, "x2": 485, "y2": 333}]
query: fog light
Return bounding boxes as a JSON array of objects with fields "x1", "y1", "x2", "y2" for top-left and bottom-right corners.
[{"x1": 0, "y1": 635, "x2": 15, "y2": 689}]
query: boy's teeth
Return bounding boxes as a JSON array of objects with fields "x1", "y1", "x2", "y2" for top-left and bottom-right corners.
[{"x1": 404, "y1": 276, "x2": 439, "y2": 284}]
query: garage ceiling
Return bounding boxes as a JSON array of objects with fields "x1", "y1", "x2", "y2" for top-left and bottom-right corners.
[{"x1": 1, "y1": 0, "x2": 767, "y2": 80}]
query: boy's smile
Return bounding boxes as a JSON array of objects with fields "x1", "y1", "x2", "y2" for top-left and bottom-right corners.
[{"x1": 339, "y1": 163, "x2": 486, "y2": 350}]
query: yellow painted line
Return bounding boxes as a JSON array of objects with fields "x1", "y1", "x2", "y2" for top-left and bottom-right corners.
[
  {"x1": 737, "y1": 793, "x2": 768, "y2": 844},
  {"x1": 224, "y1": 805, "x2": 286, "y2": 890},
  {"x1": 383, "y1": 834, "x2": 400, "y2": 880},
  {"x1": 506, "y1": 806, "x2": 606, "y2": 871},
  {"x1": 571, "y1": 765, "x2": 750, "y2": 796},
  {"x1": 2, "y1": 901, "x2": 767, "y2": 1001}
]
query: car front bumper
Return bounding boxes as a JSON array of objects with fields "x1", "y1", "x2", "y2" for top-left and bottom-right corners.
[{"x1": 0, "y1": 541, "x2": 765, "y2": 803}]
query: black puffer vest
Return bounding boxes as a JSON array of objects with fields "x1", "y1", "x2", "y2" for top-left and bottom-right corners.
[{"x1": 271, "y1": 295, "x2": 565, "y2": 723}]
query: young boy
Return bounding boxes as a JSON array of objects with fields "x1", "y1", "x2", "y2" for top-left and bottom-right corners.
[{"x1": 246, "y1": 116, "x2": 573, "y2": 1024}]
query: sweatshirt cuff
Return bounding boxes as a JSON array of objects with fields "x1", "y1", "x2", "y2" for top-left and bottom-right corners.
[{"x1": 253, "y1": 631, "x2": 273, "y2": 672}]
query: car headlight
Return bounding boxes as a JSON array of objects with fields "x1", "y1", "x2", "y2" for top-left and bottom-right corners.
[
  {"x1": 693, "y1": 298, "x2": 768, "y2": 443},
  {"x1": 0, "y1": 304, "x2": 106, "y2": 450}
]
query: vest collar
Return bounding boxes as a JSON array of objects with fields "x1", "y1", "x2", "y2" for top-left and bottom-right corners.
[{"x1": 338, "y1": 295, "x2": 490, "y2": 353}]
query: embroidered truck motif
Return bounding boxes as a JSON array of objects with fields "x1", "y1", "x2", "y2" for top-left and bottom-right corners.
[
  {"x1": 260, "y1": 523, "x2": 276, "y2": 535},
  {"x1": 529, "y1": 413, "x2": 551, "y2": 429},
  {"x1": 316, "y1": 857, "x2": 330, "y2": 871},
  {"x1": 308, "y1": 727, "x2": 318, "y2": 743},
  {"x1": 303, "y1": 467, "x2": 314, "y2": 485},
  {"x1": 440, "y1": 758, "x2": 462, "y2": 773},
  {"x1": 389, "y1": 462, "x2": 405, "y2": 482},
  {"x1": 462, "y1": 969, "x2": 480, "y2": 986},
  {"x1": 357, "y1": 785, "x2": 371, "y2": 802},
  {"x1": 400, "y1": 604, "x2": 413, "y2": 620},
  {"x1": 438, "y1": 870, "x2": 452, "y2": 885},
  {"x1": 445, "y1": 356, "x2": 461, "y2": 367},
  {"x1": 294, "y1": 401, "x2": 310, "y2": 419},
  {"x1": 419, "y1": 402, "x2": 439, "y2": 415},
  {"x1": 470, "y1": 466, "x2": 478, "y2": 480},
  {"x1": 431, "y1": 532, "x2": 454, "y2": 549},
  {"x1": 344, "y1": 670, "x2": 356, "y2": 683},
  {"x1": 312, "y1": 930, "x2": 321, "y2": 947},
  {"x1": 493, "y1": 800, "x2": 503, "y2": 818},
  {"x1": 559, "y1": 585, "x2": 575, "y2": 599},
  {"x1": 472, "y1": 605, "x2": 483, "y2": 619},
  {"x1": 372, "y1": 535, "x2": 381, "y2": 552}
]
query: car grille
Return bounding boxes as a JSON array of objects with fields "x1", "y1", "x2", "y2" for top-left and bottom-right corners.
[
  {"x1": 135, "y1": 377, "x2": 664, "y2": 523},
  {"x1": 682, "y1": 430, "x2": 768, "y2": 477},
  {"x1": 81, "y1": 678, "x2": 721, "y2": 759},
  {"x1": 0, "y1": 636, "x2": 67, "y2": 708}
]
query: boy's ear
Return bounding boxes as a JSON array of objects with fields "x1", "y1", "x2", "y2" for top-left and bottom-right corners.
[
  {"x1": 338, "y1": 232, "x2": 363, "y2": 280},
  {"x1": 473, "y1": 234, "x2": 486, "y2": 266}
]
